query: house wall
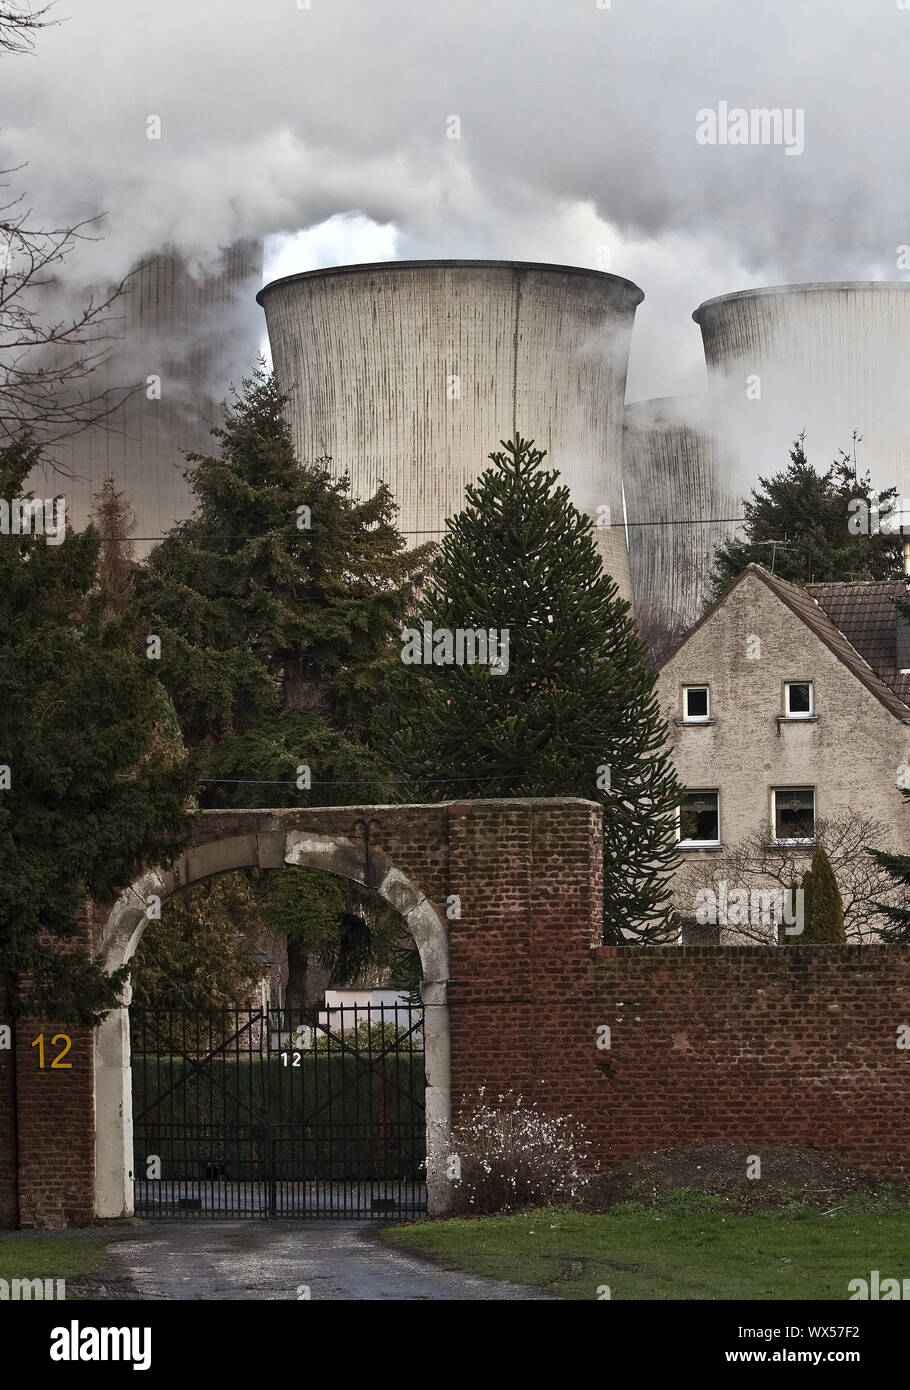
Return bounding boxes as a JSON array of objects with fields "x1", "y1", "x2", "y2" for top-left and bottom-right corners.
[{"x1": 658, "y1": 570, "x2": 910, "y2": 924}]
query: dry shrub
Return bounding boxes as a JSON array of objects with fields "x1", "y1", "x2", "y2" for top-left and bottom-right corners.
[{"x1": 450, "y1": 1091, "x2": 592, "y2": 1215}]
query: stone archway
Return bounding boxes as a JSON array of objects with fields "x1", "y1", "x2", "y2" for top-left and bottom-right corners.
[
  {"x1": 94, "y1": 812, "x2": 452, "y2": 1219},
  {"x1": 3, "y1": 797, "x2": 602, "y2": 1229}
]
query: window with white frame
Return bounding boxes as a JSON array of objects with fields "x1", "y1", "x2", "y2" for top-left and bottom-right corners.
[
  {"x1": 682, "y1": 685, "x2": 711, "y2": 722},
  {"x1": 784, "y1": 681, "x2": 813, "y2": 718},
  {"x1": 771, "y1": 787, "x2": 815, "y2": 843},
  {"x1": 678, "y1": 790, "x2": 720, "y2": 846}
]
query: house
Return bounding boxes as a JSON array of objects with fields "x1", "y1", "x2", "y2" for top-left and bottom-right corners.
[{"x1": 657, "y1": 564, "x2": 910, "y2": 941}]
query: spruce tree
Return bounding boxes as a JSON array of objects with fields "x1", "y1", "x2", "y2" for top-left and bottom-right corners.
[
  {"x1": 711, "y1": 436, "x2": 902, "y2": 597},
  {"x1": 90, "y1": 476, "x2": 137, "y2": 617},
  {"x1": 138, "y1": 362, "x2": 429, "y2": 806},
  {"x1": 384, "y1": 436, "x2": 682, "y2": 942}
]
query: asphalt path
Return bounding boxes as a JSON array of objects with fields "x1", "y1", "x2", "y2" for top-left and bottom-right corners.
[{"x1": 105, "y1": 1221, "x2": 553, "y2": 1301}]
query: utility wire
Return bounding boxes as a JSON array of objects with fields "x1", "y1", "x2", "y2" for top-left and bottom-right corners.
[
  {"x1": 89, "y1": 515, "x2": 748, "y2": 543},
  {"x1": 197, "y1": 774, "x2": 513, "y2": 787}
]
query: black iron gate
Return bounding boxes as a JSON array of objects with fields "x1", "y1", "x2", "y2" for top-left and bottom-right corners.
[{"x1": 130, "y1": 1002, "x2": 426, "y2": 1219}]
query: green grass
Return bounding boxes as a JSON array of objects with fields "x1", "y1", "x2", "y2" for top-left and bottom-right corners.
[
  {"x1": 0, "y1": 1235, "x2": 108, "y2": 1288},
  {"x1": 380, "y1": 1192, "x2": 910, "y2": 1299}
]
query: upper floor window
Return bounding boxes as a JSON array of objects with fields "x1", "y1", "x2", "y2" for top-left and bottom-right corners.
[
  {"x1": 678, "y1": 790, "x2": 720, "y2": 847},
  {"x1": 771, "y1": 786, "x2": 815, "y2": 844},
  {"x1": 784, "y1": 681, "x2": 813, "y2": 719},
  {"x1": 683, "y1": 685, "x2": 711, "y2": 722}
]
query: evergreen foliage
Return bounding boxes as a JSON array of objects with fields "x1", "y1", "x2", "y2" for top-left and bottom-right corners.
[
  {"x1": 711, "y1": 436, "x2": 902, "y2": 597},
  {"x1": 792, "y1": 846, "x2": 845, "y2": 943},
  {"x1": 0, "y1": 437, "x2": 193, "y2": 1020},
  {"x1": 383, "y1": 436, "x2": 681, "y2": 942}
]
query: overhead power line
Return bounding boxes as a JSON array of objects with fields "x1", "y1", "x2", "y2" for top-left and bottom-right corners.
[
  {"x1": 89, "y1": 514, "x2": 749, "y2": 544},
  {"x1": 197, "y1": 774, "x2": 517, "y2": 787}
]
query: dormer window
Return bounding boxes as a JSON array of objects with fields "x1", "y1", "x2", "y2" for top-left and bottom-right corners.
[
  {"x1": 683, "y1": 685, "x2": 711, "y2": 722},
  {"x1": 784, "y1": 682, "x2": 813, "y2": 719}
]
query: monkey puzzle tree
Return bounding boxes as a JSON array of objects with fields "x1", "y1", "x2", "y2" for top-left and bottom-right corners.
[
  {"x1": 868, "y1": 788, "x2": 910, "y2": 944},
  {"x1": 383, "y1": 435, "x2": 682, "y2": 943}
]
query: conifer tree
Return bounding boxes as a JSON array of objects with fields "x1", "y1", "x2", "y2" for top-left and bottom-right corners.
[
  {"x1": 711, "y1": 435, "x2": 902, "y2": 597},
  {"x1": 0, "y1": 437, "x2": 193, "y2": 1020},
  {"x1": 90, "y1": 476, "x2": 137, "y2": 617},
  {"x1": 384, "y1": 436, "x2": 681, "y2": 942},
  {"x1": 138, "y1": 362, "x2": 429, "y2": 806},
  {"x1": 793, "y1": 846, "x2": 845, "y2": 943},
  {"x1": 868, "y1": 793, "x2": 910, "y2": 943}
]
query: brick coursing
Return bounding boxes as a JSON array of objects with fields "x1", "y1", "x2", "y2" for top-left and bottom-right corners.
[
  {"x1": 14, "y1": 1018, "x2": 95, "y2": 1228},
  {"x1": 0, "y1": 986, "x2": 16, "y2": 1228},
  {"x1": 585, "y1": 945, "x2": 910, "y2": 1174},
  {"x1": 6, "y1": 801, "x2": 910, "y2": 1226}
]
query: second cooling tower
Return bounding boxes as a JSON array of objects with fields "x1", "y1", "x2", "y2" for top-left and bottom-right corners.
[
  {"x1": 694, "y1": 282, "x2": 910, "y2": 489},
  {"x1": 257, "y1": 260, "x2": 643, "y2": 595}
]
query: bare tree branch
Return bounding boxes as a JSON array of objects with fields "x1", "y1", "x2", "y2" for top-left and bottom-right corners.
[
  {"x1": 0, "y1": 2, "x2": 56, "y2": 55},
  {"x1": 673, "y1": 810, "x2": 905, "y2": 944},
  {"x1": 0, "y1": 178, "x2": 142, "y2": 454},
  {"x1": 0, "y1": 7, "x2": 141, "y2": 459}
]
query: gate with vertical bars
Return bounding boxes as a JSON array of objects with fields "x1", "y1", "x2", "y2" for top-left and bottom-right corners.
[{"x1": 130, "y1": 1002, "x2": 426, "y2": 1219}]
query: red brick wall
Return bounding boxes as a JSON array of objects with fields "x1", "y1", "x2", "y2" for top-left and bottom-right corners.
[
  {"x1": 446, "y1": 801, "x2": 603, "y2": 1120},
  {"x1": 585, "y1": 945, "x2": 910, "y2": 1175},
  {"x1": 8, "y1": 803, "x2": 910, "y2": 1227},
  {"x1": 0, "y1": 988, "x2": 16, "y2": 1227},
  {"x1": 14, "y1": 1018, "x2": 95, "y2": 1228}
]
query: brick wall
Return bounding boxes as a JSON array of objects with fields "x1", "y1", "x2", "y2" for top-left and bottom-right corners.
[
  {"x1": 0, "y1": 999, "x2": 95, "y2": 1228},
  {"x1": 586, "y1": 945, "x2": 910, "y2": 1174},
  {"x1": 14, "y1": 1018, "x2": 95, "y2": 1227},
  {"x1": 446, "y1": 801, "x2": 602, "y2": 1112},
  {"x1": 7, "y1": 801, "x2": 910, "y2": 1226},
  {"x1": 0, "y1": 987, "x2": 16, "y2": 1227}
]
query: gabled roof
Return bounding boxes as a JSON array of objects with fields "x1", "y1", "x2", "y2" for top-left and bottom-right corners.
[
  {"x1": 806, "y1": 579, "x2": 910, "y2": 708},
  {"x1": 660, "y1": 563, "x2": 910, "y2": 722}
]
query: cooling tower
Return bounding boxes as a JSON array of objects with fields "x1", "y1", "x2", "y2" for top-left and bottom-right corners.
[
  {"x1": 30, "y1": 239, "x2": 264, "y2": 544},
  {"x1": 693, "y1": 283, "x2": 910, "y2": 491},
  {"x1": 622, "y1": 395, "x2": 740, "y2": 631},
  {"x1": 257, "y1": 260, "x2": 643, "y2": 596}
]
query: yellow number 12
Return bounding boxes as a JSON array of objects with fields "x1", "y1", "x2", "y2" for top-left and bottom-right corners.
[{"x1": 30, "y1": 1033, "x2": 72, "y2": 1069}]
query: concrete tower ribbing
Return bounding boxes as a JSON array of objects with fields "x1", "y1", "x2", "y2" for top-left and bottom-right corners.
[
  {"x1": 257, "y1": 260, "x2": 643, "y2": 596},
  {"x1": 30, "y1": 240, "x2": 264, "y2": 543},
  {"x1": 693, "y1": 282, "x2": 910, "y2": 491},
  {"x1": 622, "y1": 395, "x2": 739, "y2": 630}
]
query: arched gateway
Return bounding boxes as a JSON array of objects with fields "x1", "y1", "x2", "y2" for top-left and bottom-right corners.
[
  {"x1": 93, "y1": 800, "x2": 605, "y2": 1225},
  {"x1": 11, "y1": 796, "x2": 909, "y2": 1230}
]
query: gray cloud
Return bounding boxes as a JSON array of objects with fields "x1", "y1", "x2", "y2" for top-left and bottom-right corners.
[{"x1": 3, "y1": 0, "x2": 908, "y2": 400}]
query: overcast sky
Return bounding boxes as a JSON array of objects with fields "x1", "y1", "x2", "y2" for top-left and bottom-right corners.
[{"x1": 4, "y1": 0, "x2": 909, "y2": 400}]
